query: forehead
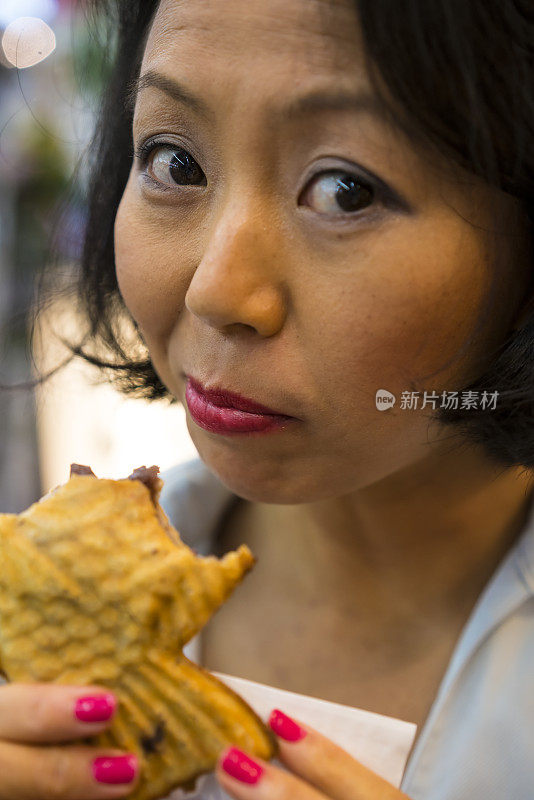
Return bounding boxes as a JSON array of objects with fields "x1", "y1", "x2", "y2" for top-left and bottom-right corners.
[{"x1": 142, "y1": 0, "x2": 366, "y2": 85}]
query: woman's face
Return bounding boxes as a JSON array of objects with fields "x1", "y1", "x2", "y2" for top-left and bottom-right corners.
[{"x1": 115, "y1": 0, "x2": 530, "y2": 503}]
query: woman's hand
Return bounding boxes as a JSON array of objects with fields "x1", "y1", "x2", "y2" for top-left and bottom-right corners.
[
  {"x1": 216, "y1": 708, "x2": 412, "y2": 800},
  {"x1": 0, "y1": 682, "x2": 140, "y2": 799}
]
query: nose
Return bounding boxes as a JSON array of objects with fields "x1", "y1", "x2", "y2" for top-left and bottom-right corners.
[{"x1": 184, "y1": 202, "x2": 287, "y2": 338}]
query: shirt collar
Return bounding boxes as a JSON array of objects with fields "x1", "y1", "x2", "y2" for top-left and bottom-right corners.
[
  {"x1": 435, "y1": 488, "x2": 534, "y2": 699},
  {"x1": 400, "y1": 489, "x2": 534, "y2": 789}
]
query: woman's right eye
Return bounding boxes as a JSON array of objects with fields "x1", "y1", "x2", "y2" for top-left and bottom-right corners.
[{"x1": 137, "y1": 143, "x2": 207, "y2": 189}]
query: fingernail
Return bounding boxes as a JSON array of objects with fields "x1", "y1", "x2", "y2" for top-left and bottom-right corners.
[
  {"x1": 92, "y1": 755, "x2": 138, "y2": 784},
  {"x1": 268, "y1": 709, "x2": 307, "y2": 742},
  {"x1": 221, "y1": 746, "x2": 263, "y2": 784},
  {"x1": 75, "y1": 693, "x2": 116, "y2": 722}
]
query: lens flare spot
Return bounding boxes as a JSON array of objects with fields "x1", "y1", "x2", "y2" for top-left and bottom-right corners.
[{"x1": 2, "y1": 16, "x2": 55, "y2": 69}]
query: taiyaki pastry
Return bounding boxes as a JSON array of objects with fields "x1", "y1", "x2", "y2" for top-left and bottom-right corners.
[{"x1": 0, "y1": 464, "x2": 276, "y2": 800}]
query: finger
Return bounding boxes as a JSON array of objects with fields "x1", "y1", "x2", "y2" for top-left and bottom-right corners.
[
  {"x1": 215, "y1": 745, "x2": 329, "y2": 800},
  {"x1": 268, "y1": 709, "x2": 410, "y2": 800},
  {"x1": 0, "y1": 741, "x2": 140, "y2": 800},
  {"x1": 0, "y1": 683, "x2": 118, "y2": 743}
]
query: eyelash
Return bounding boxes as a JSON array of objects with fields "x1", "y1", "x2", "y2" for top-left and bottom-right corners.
[
  {"x1": 133, "y1": 138, "x2": 398, "y2": 214},
  {"x1": 134, "y1": 140, "x2": 158, "y2": 165}
]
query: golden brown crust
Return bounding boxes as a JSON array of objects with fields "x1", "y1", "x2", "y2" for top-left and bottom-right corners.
[{"x1": 0, "y1": 467, "x2": 274, "y2": 800}]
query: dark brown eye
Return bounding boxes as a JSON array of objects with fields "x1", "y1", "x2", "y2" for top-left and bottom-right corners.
[
  {"x1": 150, "y1": 145, "x2": 206, "y2": 187},
  {"x1": 303, "y1": 171, "x2": 374, "y2": 215}
]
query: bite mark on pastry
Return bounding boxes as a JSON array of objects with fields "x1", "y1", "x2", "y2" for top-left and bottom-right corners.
[
  {"x1": 128, "y1": 465, "x2": 162, "y2": 504},
  {"x1": 69, "y1": 463, "x2": 96, "y2": 477}
]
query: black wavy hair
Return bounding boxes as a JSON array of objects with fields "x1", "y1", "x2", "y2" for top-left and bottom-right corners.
[{"x1": 67, "y1": 0, "x2": 534, "y2": 468}]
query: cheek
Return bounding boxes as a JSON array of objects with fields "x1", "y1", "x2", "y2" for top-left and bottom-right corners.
[
  {"x1": 310, "y1": 213, "x2": 494, "y2": 419},
  {"x1": 114, "y1": 185, "x2": 189, "y2": 342}
]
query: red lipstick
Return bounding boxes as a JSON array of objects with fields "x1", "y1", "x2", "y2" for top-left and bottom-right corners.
[{"x1": 184, "y1": 376, "x2": 296, "y2": 435}]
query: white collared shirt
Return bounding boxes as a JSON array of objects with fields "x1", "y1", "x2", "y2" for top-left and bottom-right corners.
[{"x1": 159, "y1": 457, "x2": 534, "y2": 799}]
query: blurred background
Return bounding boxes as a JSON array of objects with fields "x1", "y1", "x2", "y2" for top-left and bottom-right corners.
[{"x1": 0, "y1": 0, "x2": 197, "y2": 513}]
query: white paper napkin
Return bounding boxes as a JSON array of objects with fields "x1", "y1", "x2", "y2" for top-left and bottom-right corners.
[{"x1": 163, "y1": 671, "x2": 417, "y2": 799}]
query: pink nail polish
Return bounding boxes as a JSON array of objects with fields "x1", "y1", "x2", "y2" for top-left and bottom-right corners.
[
  {"x1": 92, "y1": 755, "x2": 138, "y2": 784},
  {"x1": 74, "y1": 693, "x2": 116, "y2": 722},
  {"x1": 221, "y1": 746, "x2": 263, "y2": 784},
  {"x1": 269, "y1": 709, "x2": 307, "y2": 742}
]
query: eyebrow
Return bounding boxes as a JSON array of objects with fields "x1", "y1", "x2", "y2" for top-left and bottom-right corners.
[
  {"x1": 128, "y1": 69, "x2": 389, "y2": 123},
  {"x1": 128, "y1": 70, "x2": 210, "y2": 118}
]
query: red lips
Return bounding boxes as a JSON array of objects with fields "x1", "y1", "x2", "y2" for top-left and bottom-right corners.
[{"x1": 184, "y1": 375, "x2": 296, "y2": 435}]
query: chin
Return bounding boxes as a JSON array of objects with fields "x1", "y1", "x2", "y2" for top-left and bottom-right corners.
[{"x1": 191, "y1": 439, "x2": 326, "y2": 504}]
